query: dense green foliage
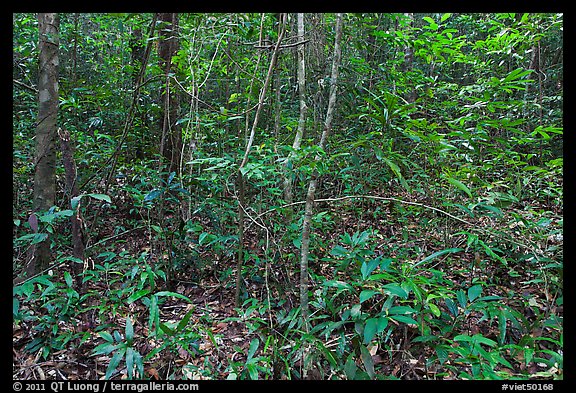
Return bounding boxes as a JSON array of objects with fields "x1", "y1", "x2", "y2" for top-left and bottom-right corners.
[{"x1": 13, "y1": 13, "x2": 562, "y2": 380}]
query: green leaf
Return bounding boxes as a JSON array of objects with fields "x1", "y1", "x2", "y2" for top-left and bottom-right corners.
[
  {"x1": 125, "y1": 317, "x2": 134, "y2": 342},
  {"x1": 105, "y1": 348, "x2": 126, "y2": 379},
  {"x1": 412, "y1": 248, "x2": 463, "y2": 269},
  {"x1": 377, "y1": 316, "x2": 389, "y2": 332},
  {"x1": 359, "y1": 289, "x2": 379, "y2": 303},
  {"x1": 390, "y1": 315, "x2": 419, "y2": 325},
  {"x1": 144, "y1": 189, "x2": 163, "y2": 202},
  {"x1": 13, "y1": 298, "x2": 19, "y2": 317},
  {"x1": 99, "y1": 331, "x2": 115, "y2": 343},
  {"x1": 64, "y1": 271, "x2": 73, "y2": 288},
  {"x1": 176, "y1": 308, "x2": 195, "y2": 332},
  {"x1": 246, "y1": 362, "x2": 258, "y2": 380},
  {"x1": 87, "y1": 193, "x2": 112, "y2": 204},
  {"x1": 468, "y1": 284, "x2": 482, "y2": 303},
  {"x1": 247, "y1": 338, "x2": 259, "y2": 361},
  {"x1": 126, "y1": 289, "x2": 151, "y2": 304},
  {"x1": 344, "y1": 355, "x2": 357, "y2": 380},
  {"x1": 363, "y1": 318, "x2": 379, "y2": 344},
  {"x1": 159, "y1": 323, "x2": 175, "y2": 336},
  {"x1": 473, "y1": 334, "x2": 498, "y2": 347},
  {"x1": 361, "y1": 258, "x2": 381, "y2": 280},
  {"x1": 456, "y1": 290, "x2": 467, "y2": 308},
  {"x1": 441, "y1": 13, "x2": 452, "y2": 22},
  {"x1": 383, "y1": 283, "x2": 408, "y2": 299},
  {"x1": 125, "y1": 347, "x2": 134, "y2": 379},
  {"x1": 453, "y1": 334, "x2": 474, "y2": 343},
  {"x1": 428, "y1": 302, "x2": 441, "y2": 317},
  {"x1": 360, "y1": 345, "x2": 375, "y2": 379},
  {"x1": 155, "y1": 291, "x2": 193, "y2": 303},
  {"x1": 330, "y1": 245, "x2": 348, "y2": 257},
  {"x1": 388, "y1": 305, "x2": 416, "y2": 315},
  {"x1": 444, "y1": 176, "x2": 473, "y2": 198},
  {"x1": 14, "y1": 233, "x2": 48, "y2": 246},
  {"x1": 92, "y1": 342, "x2": 118, "y2": 356}
]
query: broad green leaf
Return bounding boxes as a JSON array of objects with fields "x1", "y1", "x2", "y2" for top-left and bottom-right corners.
[
  {"x1": 64, "y1": 271, "x2": 73, "y2": 288},
  {"x1": 125, "y1": 347, "x2": 134, "y2": 379},
  {"x1": 473, "y1": 334, "x2": 498, "y2": 347},
  {"x1": 359, "y1": 289, "x2": 379, "y2": 303},
  {"x1": 125, "y1": 317, "x2": 134, "y2": 342},
  {"x1": 344, "y1": 355, "x2": 357, "y2": 380},
  {"x1": 13, "y1": 298, "x2": 19, "y2": 317},
  {"x1": 247, "y1": 338, "x2": 259, "y2": 361},
  {"x1": 388, "y1": 305, "x2": 416, "y2": 315},
  {"x1": 444, "y1": 176, "x2": 473, "y2": 198},
  {"x1": 92, "y1": 342, "x2": 117, "y2": 356},
  {"x1": 390, "y1": 315, "x2": 419, "y2": 325},
  {"x1": 87, "y1": 193, "x2": 112, "y2": 204},
  {"x1": 126, "y1": 289, "x2": 151, "y2": 304},
  {"x1": 246, "y1": 362, "x2": 258, "y2": 380},
  {"x1": 383, "y1": 283, "x2": 408, "y2": 299},
  {"x1": 14, "y1": 233, "x2": 48, "y2": 246},
  {"x1": 144, "y1": 189, "x2": 163, "y2": 202},
  {"x1": 361, "y1": 258, "x2": 380, "y2": 280},
  {"x1": 330, "y1": 245, "x2": 348, "y2": 257},
  {"x1": 428, "y1": 303, "x2": 441, "y2": 317},
  {"x1": 159, "y1": 323, "x2": 175, "y2": 336},
  {"x1": 360, "y1": 344, "x2": 375, "y2": 379},
  {"x1": 456, "y1": 290, "x2": 467, "y2": 308},
  {"x1": 363, "y1": 318, "x2": 379, "y2": 344},
  {"x1": 454, "y1": 334, "x2": 474, "y2": 343},
  {"x1": 105, "y1": 348, "x2": 126, "y2": 379},
  {"x1": 468, "y1": 284, "x2": 482, "y2": 303},
  {"x1": 99, "y1": 331, "x2": 114, "y2": 343},
  {"x1": 377, "y1": 316, "x2": 389, "y2": 332}
]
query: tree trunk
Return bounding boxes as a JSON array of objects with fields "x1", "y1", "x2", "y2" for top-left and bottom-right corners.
[
  {"x1": 29, "y1": 13, "x2": 59, "y2": 277},
  {"x1": 299, "y1": 13, "x2": 343, "y2": 379},
  {"x1": 158, "y1": 13, "x2": 182, "y2": 176},
  {"x1": 283, "y1": 13, "x2": 308, "y2": 208},
  {"x1": 235, "y1": 14, "x2": 287, "y2": 307}
]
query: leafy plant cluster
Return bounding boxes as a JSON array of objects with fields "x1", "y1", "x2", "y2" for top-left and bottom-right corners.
[{"x1": 13, "y1": 12, "x2": 561, "y2": 380}]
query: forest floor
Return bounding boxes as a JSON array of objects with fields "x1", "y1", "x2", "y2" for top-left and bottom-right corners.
[{"x1": 13, "y1": 187, "x2": 563, "y2": 380}]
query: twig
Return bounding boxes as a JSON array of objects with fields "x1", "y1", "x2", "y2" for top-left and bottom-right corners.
[{"x1": 13, "y1": 78, "x2": 38, "y2": 93}]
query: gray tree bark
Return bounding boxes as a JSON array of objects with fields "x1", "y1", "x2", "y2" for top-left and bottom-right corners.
[
  {"x1": 299, "y1": 13, "x2": 343, "y2": 379},
  {"x1": 283, "y1": 13, "x2": 308, "y2": 207},
  {"x1": 29, "y1": 13, "x2": 59, "y2": 276}
]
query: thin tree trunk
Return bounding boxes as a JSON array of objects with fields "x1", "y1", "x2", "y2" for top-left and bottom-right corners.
[
  {"x1": 58, "y1": 128, "x2": 84, "y2": 287},
  {"x1": 235, "y1": 14, "x2": 286, "y2": 307},
  {"x1": 28, "y1": 13, "x2": 59, "y2": 277},
  {"x1": 299, "y1": 13, "x2": 343, "y2": 379},
  {"x1": 158, "y1": 13, "x2": 182, "y2": 176},
  {"x1": 283, "y1": 13, "x2": 308, "y2": 208}
]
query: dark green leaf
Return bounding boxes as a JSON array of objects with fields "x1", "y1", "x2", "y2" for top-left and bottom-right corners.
[
  {"x1": 359, "y1": 289, "x2": 379, "y2": 303},
  {"x1": 126, "y1": 289, "x2": 151, "y2": 304},
  {"x1": 468, "y1": 284, "x2": 482, "y2": 303},
  {"x1": 390, "y1": 315, "x2": 419, "y2": 325},
  {"x1": 383, "y1": 283, "x2": 408, "y2": 298},
  {"x1": 105, "y1": 348, "x2": 126, "y2": 379},
  {"x1": 363, "y1": 318, "x2": 379, "y2": 344},
  {"x1": 360, "y1": 345, "x2": 375, "y2": 379}
]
